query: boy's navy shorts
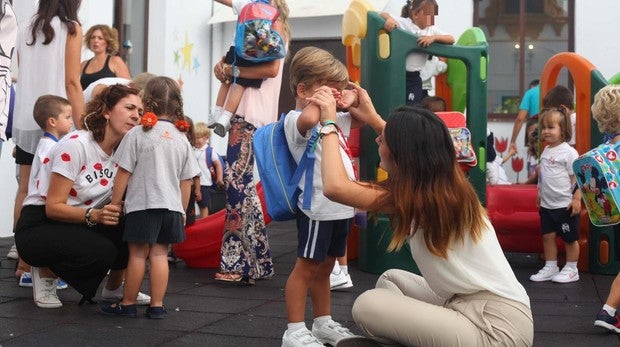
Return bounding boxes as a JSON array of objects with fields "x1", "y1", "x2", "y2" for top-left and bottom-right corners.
[
  {"x1": 539, "y1": 207, "x2": 580, "y2": 243},
  {"x1": 295, "y1": 211, "x2": 351, "y2": 262}
]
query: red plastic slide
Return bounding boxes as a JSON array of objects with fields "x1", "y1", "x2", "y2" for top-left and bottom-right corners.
[{"x1": 172, "y1": 183, "x2": 271, "y2": 268}]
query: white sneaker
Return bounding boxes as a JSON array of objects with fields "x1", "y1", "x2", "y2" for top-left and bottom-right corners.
[
  {"x1": 529, "y1": 265, "x2": 559, "y2": 282},
  {"x1": 312, "y1": 319, "x2": 356, "y2": 346},
  {"x1": 32, "y1": 266, "x2": 62, "y2": 309},
  {"x1": 101, "y1": 283, "x2": 151, "y2": 305},
  {"x1": 210, "y1": 112, "x2": 232, "y2": 137},
  {"x1": 330, "y1": 270, "x2": 353, "y2": 290},
  {"x1": 552, "y1": 266, "x2": 579, "y2": 283},
  {"x1": 282, "y1": 328, "x2": 324, "y2": 347},
  {"x1": 7, "y1": 243, "x2": 18, "y2": 260}
]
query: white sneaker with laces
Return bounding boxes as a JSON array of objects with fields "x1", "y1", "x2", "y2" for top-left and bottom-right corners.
[
  {"x1": 330, "y1": 269, "x2": 349, "y2": 289},
  {"x1": 312, "y1": 319, "x2": 356, "y2": 346},
  {"x1": 282, "y1": 328, "x2": 324, "y2": 347},
  {"x1": 330, "y1": 271, "x2": 353, "y2": 291},
  {"x1": 7, "y1": 243, "x2": 18, "y2": 260},
  {"x1": 101, "y1": 283, "x2": 151, "y2": 305},
  {"x1": 32, "y1": 266, "x2": 62, "y2": 309},
  {"x1": 552, "y1": 266, "x2": 579, "y2": 283},
  {"x1": 529, "y1": 265, "x2": 559, "y2": 282}
]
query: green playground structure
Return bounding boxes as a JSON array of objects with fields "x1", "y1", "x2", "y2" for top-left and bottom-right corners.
[{"x1": 342, "y1": 0, "x2": 620, "y2": 275}]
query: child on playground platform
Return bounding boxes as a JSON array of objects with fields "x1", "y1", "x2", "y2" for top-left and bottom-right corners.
[
  {"x1": 209, "y1": 0, "x2": 286, "y2": 136},
  {"x1": 102, "y1": 76, "x2": 200, "y2": 318},
  {"x1": 18, "y1": 95, "x2": 74, "y2": 293},
  {"x1": 193, "y1": 122, "x2": 224, "y2": 218},
  {"x1": 529, "y1": 107, "x2": 581, "y2": 284},
  {"x1": 281, "y1": 46, "x2": 372, "y2": 347},
  {"x1": 380, "y1": 0, "x2": 454, "y2": 105}
]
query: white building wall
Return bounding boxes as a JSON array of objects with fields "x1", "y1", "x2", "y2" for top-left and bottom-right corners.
[{"x1": 575, "y1": 0, "x2": 619, "y2": 80}]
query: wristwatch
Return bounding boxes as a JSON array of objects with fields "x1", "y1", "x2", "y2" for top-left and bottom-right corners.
[
  {"x1": 85, "y1": 207, "x2": 97, "y2": 227},
  {"x1": 319, "y1": 124, "x2": 339, "y2": 138}
]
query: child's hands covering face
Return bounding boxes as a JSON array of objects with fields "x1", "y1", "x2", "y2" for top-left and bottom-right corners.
[{"x1": 307, "y1": 86, "x2": 337, "y2": 124}]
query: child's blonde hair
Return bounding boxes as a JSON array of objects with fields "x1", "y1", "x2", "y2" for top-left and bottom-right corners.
[
  {"x1": 288, "y1": 46, "x2": 349, "y2": 97},
  {"x1": 194, "y1": 122, "x2": 211, "y2": 139},
  {"x1": 592, "y1": 85, "x2": 620, "y2": 134},
  {"x1": 539, "y1": 107, "x2": 572, "y2": 143}
]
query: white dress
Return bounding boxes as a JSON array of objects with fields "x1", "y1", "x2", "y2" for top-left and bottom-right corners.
[{"x1": 13, "y1": 16, "x2": 68, "y2": 155}]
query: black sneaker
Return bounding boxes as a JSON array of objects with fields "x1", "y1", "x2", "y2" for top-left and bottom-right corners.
[
  {"x1": 100, "y1": 302, "x2": 137, "y2": 318},
  {"x1": 146, "y1": 306, "x2": 167, "y2": 319},
  {"x1": 594, "y1": 309, "x2": 620, "y2": 333}
]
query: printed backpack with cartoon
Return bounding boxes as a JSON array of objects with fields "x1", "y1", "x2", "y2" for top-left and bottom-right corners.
[
  {"x1": 234, "y1": 0, "x2": 286, "y2": 62},
  {"x1": 573, "y1": 141, "x2": 620, "y2": 226}
]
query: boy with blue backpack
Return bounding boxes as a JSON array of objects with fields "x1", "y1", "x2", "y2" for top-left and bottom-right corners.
[
  {"x1": 193, "y1": 122, "x2": 224, "y2": 218},
  {"x1": 279, "y1": 46, "x2": 373, "y2": 347}
]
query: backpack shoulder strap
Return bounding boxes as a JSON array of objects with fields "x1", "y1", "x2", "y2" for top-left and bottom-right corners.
[
  {"x1": 290, "y1": 127, "x2": 319, "y2": 210},
  {"x1": 206, "y1": 146, "x2": 213, "y2": 167}
]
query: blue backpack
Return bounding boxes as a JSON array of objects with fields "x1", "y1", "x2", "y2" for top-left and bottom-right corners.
[{"x1": 253, "y1": 114, "x2": 318, "y2": 221}]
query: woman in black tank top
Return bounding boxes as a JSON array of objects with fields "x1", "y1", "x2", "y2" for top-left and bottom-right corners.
[{"x1": 80, "y1": 24, "x2": 130, "y2": 90}]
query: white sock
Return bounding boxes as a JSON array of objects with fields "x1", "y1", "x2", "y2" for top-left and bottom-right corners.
[
  {"x1": 545, "y1": 260, "x2": 558, "y2": 268},
  {"x1": 565, "y1": 261, "x2": 578, "y2": 270},
  {"x1": 332, "y1": 260, "x2": 341, "y2": 275},
  {"x1": 208, "y1": 106, "x2": 223, "y2": 125},
  {"x1": 340, "y1": 265, "x2": 349, "y2": 276},
  {"x1": 219, "y1": 110, "x2": 233, "y2": 124},
  {"x1": 313, "y1": 315, "x2": 331, "y2": 328},
  {"x1": 603, "y1": 304, "x2": 617, "y2": 316},
  {"x1": 286, "y1": 322, "x2": 306, "y2": 333}
]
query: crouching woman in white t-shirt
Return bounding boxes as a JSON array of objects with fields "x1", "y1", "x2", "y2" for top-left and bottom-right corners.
[{"x1": 15, "y1": 85, "x2": 148, "y2": 308}]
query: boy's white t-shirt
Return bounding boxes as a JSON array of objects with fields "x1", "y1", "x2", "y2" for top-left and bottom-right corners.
[
  {"x1": 395, "y1": 17, "x2": 447, "y2": 72},
  {"x1": 23, "y1": 136, "x2": 58, "y2": 206},
  {"x1": 194, "y1": 144, "x2": 219, "y2": 186},
  {"x1": 283, "y1": 110, "x2": 356, "y2": 221}
]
